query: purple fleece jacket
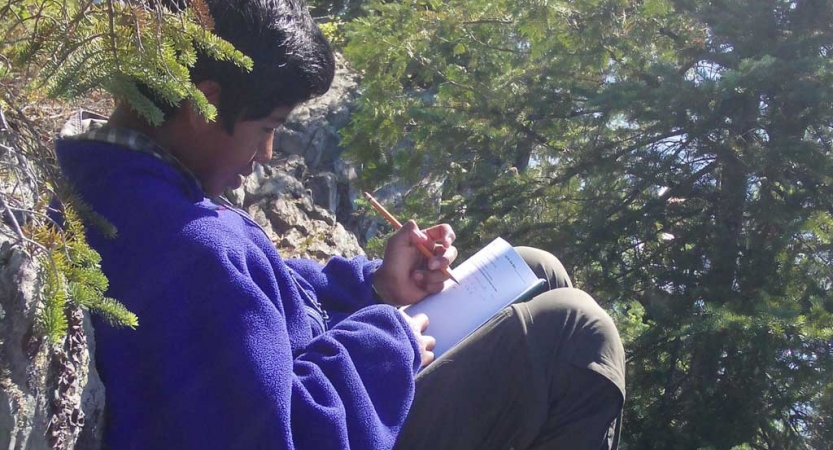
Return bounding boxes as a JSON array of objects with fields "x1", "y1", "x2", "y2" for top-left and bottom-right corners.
[{"x1": 55, "y1": 139, "x2": 421, "y2": 449}]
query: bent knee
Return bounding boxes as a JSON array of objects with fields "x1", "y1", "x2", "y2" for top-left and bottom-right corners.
[
  {"x1": 516, "y1": 289, "x2": 625, "y2": 391},
  {"x1": 515, "y1": 246, "x2": 573, "y2": 289},
  {"x1": 525, "y1": 288, "x2": 614, "y2": 329}
]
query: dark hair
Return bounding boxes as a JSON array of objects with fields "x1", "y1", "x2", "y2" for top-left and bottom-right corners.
[{"x1": 149, "y1": 0, "x2": 335, "y2": 132}]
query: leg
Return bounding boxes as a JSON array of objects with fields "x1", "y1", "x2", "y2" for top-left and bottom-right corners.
[
  {"x1": 514, "y1": 248, "x2": 624, "y2": 448},
  {"x1": 515, "y1": 246, "x2": 572, "y2": 290},
  {"x1": 395, "y1": 288, "x2": 625, "y2": 450},
  {"x1": 516, "y1": 290, "x2": 625, "y2": 450}
]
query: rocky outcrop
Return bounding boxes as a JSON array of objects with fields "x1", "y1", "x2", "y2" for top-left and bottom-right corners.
[
  {"x1": 0, "y1": 236, "x2": 105, "y2": 450},
  {"x1": 0, "y1": 239, "x2": 48, "y2": 450},
  {"x1": 227, "y1": 154, "x2": 365, "y2": 263},
  {"x1": 271, "y1": 55, "x2": 367, "y2": 228},
  {"x1": 274, "y1": 55, "x2": 359, "y2": 172},
  {"x1": 1, "y1": 101, "x2": 106, "y2": 450}
]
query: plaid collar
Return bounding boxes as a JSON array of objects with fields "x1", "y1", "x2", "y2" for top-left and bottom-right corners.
[{"x1": 65, "y1": 118, "x2": 204, "y2": 193}]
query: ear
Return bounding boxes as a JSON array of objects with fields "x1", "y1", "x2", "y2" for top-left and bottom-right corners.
[
  {"x1": 184, "y1": 80, "x2": 222, "y2": 130},
  {"x1": 195, "y1": 79, "x2": 221, "y2": 105}
]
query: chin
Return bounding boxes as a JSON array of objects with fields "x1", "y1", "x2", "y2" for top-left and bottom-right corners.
[{"x1": 199, "y1": 181, "x2": 224, "y2": 197}]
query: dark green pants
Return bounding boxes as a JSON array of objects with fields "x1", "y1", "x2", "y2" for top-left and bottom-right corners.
[{"x1": 395, "y1": 247, "x2": 626, "y2": 450}]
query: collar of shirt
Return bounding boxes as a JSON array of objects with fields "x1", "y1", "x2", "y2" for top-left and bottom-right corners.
[{"x1": 64, "y1": 116, "x2": 205, "y2": 193}]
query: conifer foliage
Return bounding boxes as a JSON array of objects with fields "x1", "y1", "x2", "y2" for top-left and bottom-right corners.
[
  {"x1": 343, "y1": 0, "x2": 833, "y2": 448},
  {"x1": 0, "y1": 0, "x2": 247, "y2": 342},
  {"x1": 4, "y1": 0, "x2": 251, "y2": 125}
]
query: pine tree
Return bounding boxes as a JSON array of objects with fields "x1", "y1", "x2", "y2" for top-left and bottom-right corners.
[{"x1": 343, "y1": 0, "x2": 833, "y2": 447}]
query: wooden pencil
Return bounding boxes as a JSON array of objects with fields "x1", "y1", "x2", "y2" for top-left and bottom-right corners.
[{"x1": 364, "y1": 192, "x2": 460, "y2": 285}]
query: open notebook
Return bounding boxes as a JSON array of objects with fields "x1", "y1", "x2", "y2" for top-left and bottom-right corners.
[{"x1": 403, "y1": 237, "x2": 546, "y2": 360}]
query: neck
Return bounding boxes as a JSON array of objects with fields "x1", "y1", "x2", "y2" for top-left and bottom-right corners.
[
  {"x1": 108, "y1": 104, "x2": 161, "y2": 138},
  {"x1": 108, "y1": 102, "x2": 219, "y2": 195},
  {"x1": 107, "y1": 103, "x2": 192, "y2": 161}
]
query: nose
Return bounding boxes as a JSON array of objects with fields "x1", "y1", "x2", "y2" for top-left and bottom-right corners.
[{"x1": 255, "y1": 133, "x2": 274, "y2": 164}]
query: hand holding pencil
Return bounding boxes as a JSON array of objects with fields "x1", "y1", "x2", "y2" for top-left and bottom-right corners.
[{"x1": 365, "y1": 192, "x2": 460, "y2": 306}]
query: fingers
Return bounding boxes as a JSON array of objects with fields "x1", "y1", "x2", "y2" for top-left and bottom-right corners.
[
  {"x1": 400, "y1": 220, "x2": 427, "y2": 242},
  {"x1": 395, "y1": 220, "x2": 426, "y2": 247},
  {"x1": 410, "y1": 313, "x2": 430, "y2": 332},
  {"x1": 420, "y1": 336, "x2": 436, "y2": 368},
  {"x1": 423, "y1": 223, "x2": 456, "y2": 247},
  {"x1": 421, "y1": 334, "x2": 436, "y2": 353},
  {"x1": 428, "y1": 242, "x2": 458, "y2": 270},
  {"x1": 412, "y1": 241, "x2": 458, "y2": 293},
  {"x1": 412, "y1": 269, "x2": 449, "y2": 294},
  {"x1": 410, "y1": 313, "x2": 436, "y2": 368},
  {"x1": 403, "y1": 221, "x2": 458, "y2": 272},
  {"x1": 404, "y1": 221, "x2": 458, "y2": 270},
  {"x1": 424, "y1": 334, "x2": 436, "y2": 351},
  {"x1": 402, "y1": 312, "x2": 436, "y2": 367},
  {"x1": 384, "y1": 220, "x2": 458, "y2": 303},
  {"x1": 406, "y1": 221, "x2": 456, "y2": 248}
]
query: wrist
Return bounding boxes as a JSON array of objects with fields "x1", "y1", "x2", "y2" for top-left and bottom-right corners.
[
  {"x1": 370, "y1": 267, "x2": 388, "y2": 305},
  {"x1": 371, "y1": 265, "x2": 398, "y2": 306},
  {"x1": 371, "y1": 275, "x2": 386, "y2": 304}
]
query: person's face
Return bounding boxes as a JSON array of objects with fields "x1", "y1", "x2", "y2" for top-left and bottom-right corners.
[{"x1": 197, "y1": 105, "x2": 295, "y2": 196}]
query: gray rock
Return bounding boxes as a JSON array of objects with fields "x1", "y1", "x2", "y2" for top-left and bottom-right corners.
[
  {"x1": 273, "y1": 128, "x2": 307, "y2": 159},
  {"x1": 226, "y1": 163, "x2": 272, "y2": 206},
  {"x1": 227, "y1": 138, "x2": 366, "y2": 263},
  {"x1": 306, "y1": 173, "x2": 338, "y2": 216},
  {"x1": 278, "y1": 222, "x2": 363, "y2": 263},
  {"x1": 245, "y1": 205, "x2": 279, "y2": 243},
  {"x1": 325, "y1": 224, "x2": 365, "y2": 258},
  {"x1": 333, "y1": 158, "x2": 358, "y2": 184},
  {"x1": 0, "y1": 237, "x2": 105, "y2": 450},
  {"x1": 0, "y1": 238, "x2": 51, "y2": 450},
  {"x1": 224, "y1": 185, "x2": 245, "y2": 206},
  {"x1": 75, "y1": 314, "x2": 104, "y2": 450},
  {"x1": 255, "y1": 172, "x2": 306, "y2": 203},
  {"x1": 273, "y1": 55, "x2": 359, "y2": 172},
  {"x1": 265, "y1": 197, "x2": 311, "y2": 235}
]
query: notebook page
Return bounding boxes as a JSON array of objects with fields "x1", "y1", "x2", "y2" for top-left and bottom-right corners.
[{"x1": 404, "y1": 237, "x2": 540, "y2": 358}]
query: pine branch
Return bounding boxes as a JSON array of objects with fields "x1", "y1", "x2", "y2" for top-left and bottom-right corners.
[
  {"x1": 85, "y1": 295, "x2": 139, "y2": 328},
  {"x1": 38, "y1": 256, "x2": 69, "y2": 343}
]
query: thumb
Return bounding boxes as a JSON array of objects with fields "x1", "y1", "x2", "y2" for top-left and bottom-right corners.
[
  {"x1": 400, "y1": 220, "x2": 429, "y2": 248},
  {"x1": 384, "y1": 221, "x2": 416, "y2": 257}
]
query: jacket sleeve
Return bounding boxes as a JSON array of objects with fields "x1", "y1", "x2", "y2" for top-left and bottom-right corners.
[
  {"x1": 116, "y1": 239, "x2": 420, "y2": 450},
  {"x1": 285, "y1": 255, "x2": 383, "y2": 313}
]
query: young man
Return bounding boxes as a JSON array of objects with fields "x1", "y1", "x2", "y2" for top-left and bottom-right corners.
[{"x1": 56, "y1": 0, "x2": 625, "y2": 448}]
